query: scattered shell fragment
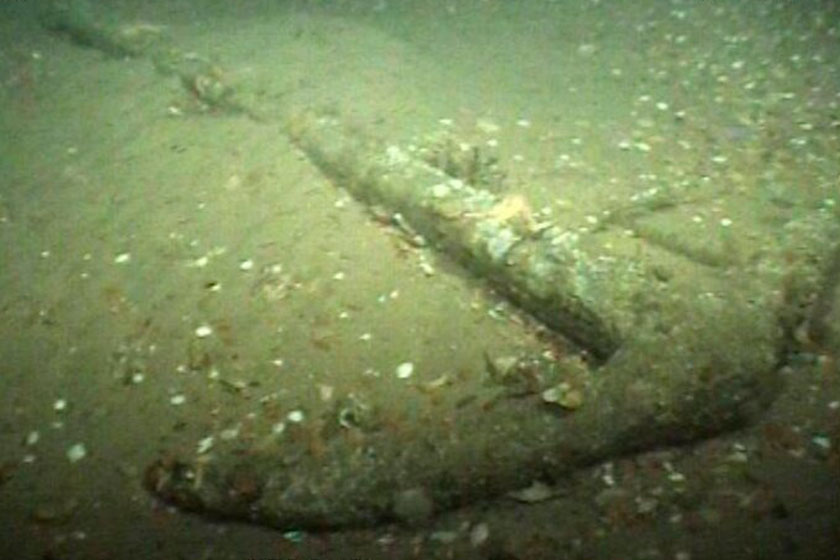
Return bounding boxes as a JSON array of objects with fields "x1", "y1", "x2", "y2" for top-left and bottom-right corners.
[
  {"x1": 419, "y1": 373, "x2": 452, "y2": 393},
  {"x1": 431, "y1": 182, "x2": 451, "y2": 198},
  {"x1": 114, "y1": 252, "x2": 131, "y2": 264},
  {"x1": 812, "y1": 435, "x2": 831, "y2": 450},
  {"x1": 287, "y1": 410, "x2": 305, "y2": 423},
  {"x1": 25, "y1": 431, "x2": 39, "y2": 446},
  {"x1": 53, "y1": 399, "x2": 67, "y2": 412},
  {"x1": 484, "y1": 354, "x2": 519, "y2": 381},
  {"x1": 191, "y1": 255, "x2": 209, "y2": 268},
  {"x1": 429, "y1": 531, "x2": 458, "y2": 544},
  {"x1": 66, "y1": 443, "x2": 87, "y2": 463},
  {"x1": 220, "y1": 426, "x2": 240, "y2": 440},
  {"x1": 476, "y1": 118, "x2": 500, "y2": 134},
  {"x1": 224, "y1": 174, "x2": 242, "y2": 191},
  {"x1": 470, "y1": 522, "x2": 490, "y2": 547},
  {"x1": 218, "y1": 378, "x2": 248, "y2": 393},
  {"x1": 239, "y1": 259, "x2": 254, "y2": 271},
  {"x1": 170, "y1": 394, "x2": 186, "y2": 406},
  {"x1": 541, "y1": 382, "x2": 584, "y2": 410},
  {"x1": 508, "y1": 480, "x2": 554, "y2": 503},
  {"x1": 194, "y1": 324, "x2": 213, "y2": 338},
  {"x1": 318, "y1": 384, "x2": 334, "y2": 402},
  {"x1": 418, "y1": 259, "x2": 435, "y2": 276},
  {"x1": 337, "y1": 394, "x2": 372, "y2": 430},
  {"x1": 577, "y1": 43, "x2": 596, "y2": 56},
  {"x1": 197, "y1": 436, "x2": 214, "y2": 454},
  {"x1": 395, "y1": 362, "x2": 414, "y2": 379},
  {"x1": 385, "y1": 144, "x2": 409, "y2": 166}
]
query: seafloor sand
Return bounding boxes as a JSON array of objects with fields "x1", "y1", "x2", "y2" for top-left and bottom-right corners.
[{"x1": 1, "y1": 1, "x2": 838, "y2": 558}]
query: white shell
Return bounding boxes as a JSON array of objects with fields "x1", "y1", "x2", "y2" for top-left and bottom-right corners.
[
  {"x1": 395, "y1": 362, "x2": 414, "y2": 379},
  {"x1": 197, "y1": 436, "x2": 214, "y2": 454},
  {"x1": 469, "y1": 522, "x2": 490, "y2": 547},
  {"x1": 66, "y1": 443, "x2": 87, "y2": 463}
]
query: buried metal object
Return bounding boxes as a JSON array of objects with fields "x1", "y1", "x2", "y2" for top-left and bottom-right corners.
[{"x1": 142, "y1": 112, "x2": 838, "y2": 529}]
